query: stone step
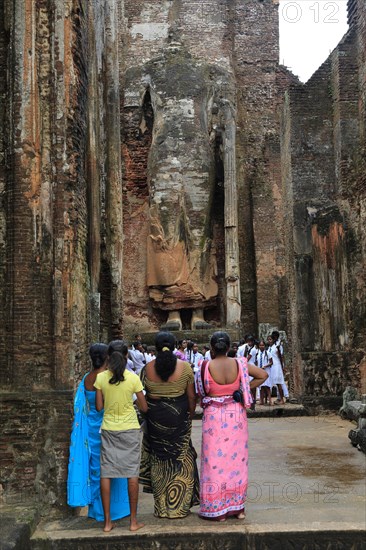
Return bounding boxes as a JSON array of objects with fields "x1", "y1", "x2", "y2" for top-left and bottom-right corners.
[
  {"x1": 127, "y1": 328, "x2": 241, "y2": 346},
  {"x1": 30, "y1": 520, "x2": 365, "y2": 550}
]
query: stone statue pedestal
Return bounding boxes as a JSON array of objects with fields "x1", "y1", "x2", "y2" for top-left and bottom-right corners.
[{"x1": 126, "y1": 328, "x2": 240, "y2": 347}]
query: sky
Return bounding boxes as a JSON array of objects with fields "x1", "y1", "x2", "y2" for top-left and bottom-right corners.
[{"x1": 279, "y1": 0, "x2": 349, "y2": 82}]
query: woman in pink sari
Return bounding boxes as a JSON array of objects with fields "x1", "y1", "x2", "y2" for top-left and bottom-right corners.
[{"x1": 195, "y1": 331, "x2": 267, "y2": 521}]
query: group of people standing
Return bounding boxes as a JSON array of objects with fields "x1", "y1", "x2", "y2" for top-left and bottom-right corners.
[
  {"x1": 174, "y1": 331, "x2": 288, "y2": 407},
  {"x1": 233, "y1": 331, "x2": 288, "y2": 406},
  {"x1": 67, "y1": 330, "x2": 269, "y2": 531}
]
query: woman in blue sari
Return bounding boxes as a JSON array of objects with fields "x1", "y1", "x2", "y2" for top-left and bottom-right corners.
[{"x1": 67, "y1": 344, "x2": 130, "y2": 521}]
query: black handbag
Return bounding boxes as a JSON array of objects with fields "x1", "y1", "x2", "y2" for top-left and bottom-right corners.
[{"x1": 232, "y1": 389, "x2": 244, "y2": 404}]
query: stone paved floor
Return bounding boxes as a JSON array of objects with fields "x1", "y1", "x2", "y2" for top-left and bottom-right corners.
[{"x1": 32, "y1": 415, "x2": 366, "y2": 543}]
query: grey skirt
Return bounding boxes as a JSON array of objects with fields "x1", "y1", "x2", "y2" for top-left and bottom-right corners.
[{"x1": 100, "y1": 429, "x2": 142, "y2": 478}]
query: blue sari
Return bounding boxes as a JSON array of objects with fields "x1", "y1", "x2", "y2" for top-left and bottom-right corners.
[{"x1": 67, "y1": 374, "x2": 130, "y2": 520}]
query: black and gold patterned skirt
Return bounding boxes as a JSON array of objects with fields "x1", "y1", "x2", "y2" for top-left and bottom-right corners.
[{"x1": 139, "y1": 393, "x2": 200, "y2": 518}]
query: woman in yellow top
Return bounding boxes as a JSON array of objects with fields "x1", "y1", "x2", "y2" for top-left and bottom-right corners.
[
  {"x1": 139, "y1": 331, "x2": 199, "y2": 518},
  {"x1": 94, "y1": 340, "x2": 148, "y2": 533}
]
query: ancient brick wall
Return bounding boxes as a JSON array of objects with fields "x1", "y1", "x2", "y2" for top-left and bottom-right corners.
[
  {"x1": 0, "y1": 0, "x2": 123, "y2": 507},
  {"x1": 235, "y1": 0, "x2": 282, "y2": 334},
  {"x1": 0, "y1": 0, "x2": 124, "y2": 389},
  {"x1": 356, "y1": 0, "x2": 366, "y2": 140},
  {"x1": 1, "y1": 391, "x2": 73, "y2": 508},
  {"x1": 0, "y1": 1, "x2": 8, "y2": 382},
  {"x1": 0, "y1": 1, "x2": 90, "y2": 391},
  {"x1": 345, "y1": 0, "x2": 366, "y2": 351},
  {"x1": 282, "y1": 0, "x2": 366, "y2": 397}
]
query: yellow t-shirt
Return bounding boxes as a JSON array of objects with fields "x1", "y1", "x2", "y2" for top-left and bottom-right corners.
[{"x1": 94, "y1": 369, "x2": 143, "y2": 431}]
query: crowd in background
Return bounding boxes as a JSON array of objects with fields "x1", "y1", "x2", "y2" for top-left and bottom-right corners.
[{"x1": 128, "y1": 331, "x2": 288, "y2": 408}]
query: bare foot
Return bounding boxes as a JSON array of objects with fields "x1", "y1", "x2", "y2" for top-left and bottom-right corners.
[
  {"x1": 236, "y1": 512, "x2": 246, "y2": 519},
  {"x1": 218, "y1": 517, "x2": 226, "y2": 522},
  {"x1": 103, "y1": 522, "x2": 114, "y2": 532},
  {"x1": 130, "y1": 521, "x2": 145, "y2": 532}
]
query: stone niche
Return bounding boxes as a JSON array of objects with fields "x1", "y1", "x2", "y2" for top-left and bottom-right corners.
[
  {"x1": 122, "y1": 52, "x2": 239, "y2": 332},
  {"x1": 121, "y1": 0, "x2": 284, "y2": 335}
]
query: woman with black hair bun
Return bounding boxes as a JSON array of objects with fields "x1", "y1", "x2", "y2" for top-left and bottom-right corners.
[
  {"x1": 94, "y1": 340, "x2": 148, "y2": 533},
  {"x1": 195, "y1": 331, "x2": 267, "y2": 522},
  {"x1": 139, "y1": 331, "x2": 199, "y2": 518}
]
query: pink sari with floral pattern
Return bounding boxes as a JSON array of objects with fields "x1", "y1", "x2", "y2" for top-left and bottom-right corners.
[{"x1": 195, "y1": 357, "x2": 252, "y2": 520}]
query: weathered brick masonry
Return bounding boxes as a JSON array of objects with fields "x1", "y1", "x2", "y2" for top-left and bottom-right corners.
[
  {"x1": 281, "y1": 0, "x2": 366, "y2": 398},
  {"x1": 0, "y1": 0, "x2": 365, "y2": 509},
  {"x1": 0, "y1": 0, "x2": 122, "y2": 508},
  {"x1": 1, "y1": 391, "x2": 73, "y2": 506}
]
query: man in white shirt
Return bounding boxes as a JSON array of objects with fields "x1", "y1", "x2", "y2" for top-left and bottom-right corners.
[
  {"x1": 190, "y1": 343, "x2": 204, "y2": 373},
  {"x1": 128, "y1": 342, "x2": 146, "y2": 374},
  {"x1": 203, "y1": 345, "x2": 211, "y2": 361},
  {"x1": 237, "y1": 335, "x2": 256, "y2": 360}
]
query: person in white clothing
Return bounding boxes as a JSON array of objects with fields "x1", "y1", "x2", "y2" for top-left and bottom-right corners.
[
  {"x1": 267, "y1": 332, "x2": 286, "y2": 405},
  {"x1": 141, "y1": 343, "x2": 154, "y2": 364},
  {"x1": 272, "y1": 331, "x2": 289, "y2": 399},
  {"x1": 203, "y1": 345, "x2": 211, "y2": 361},
  {"x1": 192, "y1": 343, "x2": 204, "y2": 373},
  {"x1": 126, "y1": 357, "x2": 135, "y2": 373},
  {"x1": 245, "y1": 339, "x2": 259, "y2": 405},
  {"x1": 238, "y1": 335, "x2": 256, "y2": 360},
  {"x1": 255, "y1": 340, "x2": 273, "y2": 405},
  {"x1": 237, "y1": 335, "x2": 248, "y2": 358},
  {"x1": 185, "y1": 342, "x2": 203, "y2": 373},
  {"x1": 129, "y1": 342, "x2": 146, "y2": 374},
  {"x1": 147, "y1": 346, "x2": 156, "y2": 362},
  {"x1": 247, "y1": 344, "x2": 258, "y2": 364}
]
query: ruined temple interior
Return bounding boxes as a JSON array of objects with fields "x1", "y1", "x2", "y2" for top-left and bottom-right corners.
[{"x1": 0, "y1": 0, "x2": 365, "y2": 506}]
